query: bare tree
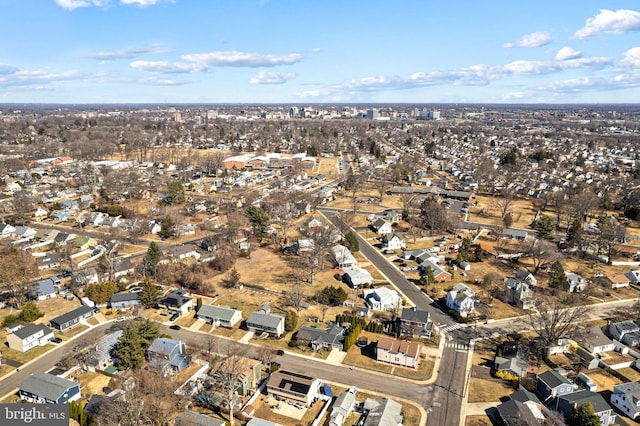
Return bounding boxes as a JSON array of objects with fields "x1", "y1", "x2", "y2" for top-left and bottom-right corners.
[
  {"x1": 494, "y1": 188, "x2": 515, "y2": 220},
  {"x1": 210, "y1": 349, "x2": 246, "y2": 426},
  {"x1": 520, "y1": 238, "x2": 562, "y2": 275},
  {"x1": 283, "y1": 285, "x2": 307, "y2": 316},
  {"x1": 419, "y1": 196, "x2": 450, "y2": 236},
  {"x1": 0, "y1": 245, "x2": 39, "y2": 308},
  {"x1": 527, "y1": 297, "x2": 586, "y2": 350}
]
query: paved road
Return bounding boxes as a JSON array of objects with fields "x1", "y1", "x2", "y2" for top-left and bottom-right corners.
[{"x1": 319, "y1": 207, "x2": 466, "y2": 425}]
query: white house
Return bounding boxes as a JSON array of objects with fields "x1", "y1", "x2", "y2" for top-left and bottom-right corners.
[
  {"x1": 331, "y1": 244, "x2": 357, "y2": 268},
  {"x1": 445, "y1": 284, "x2": 476, "y2": 318},
  {"x1": 330, "y1": 387, "x2": 358, "y2": 426},
  {"x1": 362, "y1": 287, "x2": 402, "y2": 311},
  {"x1": 376, "y1": 336, "x2": 422, "y2": 368},
  {"x1": 381, "y1": 233, "x2": 406, "y2": 251},
  {"x1": 371, "y1": 218, "x2": 393, "y2": 235},
  {"x1": 196, "y1": 305, "x2": 242, "y2": 328},
  {"x1": 611, "y1": 382, "x2": 640, "y2": 420},
  {"x1": 7, "y1": 324, "x2": 54, "y2": 352},
  {"x1": 341, "y1": 266, "x2": 373, "y2": 288},
  {"x1": 565, "y1": 272, "x2": 588, "y2": 293}
]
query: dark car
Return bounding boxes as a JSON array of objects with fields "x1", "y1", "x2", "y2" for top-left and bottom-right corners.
[
  {"x1": 169, "y1": 312, "x2": 180, "y2": 322},
  {"x1": 276, "y1": 349, "x2": 285, "y2": 356},
  {"x1": 169, "y1": 325, "x2": 181, "y2": 330},
  {"x1": 51, "y1": 337, "x2": 63, "y2": 344},
  {"x1": 61, "y1": 269, "x2": 73, "y2": 277}
]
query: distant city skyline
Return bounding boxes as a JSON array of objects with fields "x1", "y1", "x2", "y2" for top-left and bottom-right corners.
[{"x1": 1, "y1": 1, "x2": 640, "y2": 104}]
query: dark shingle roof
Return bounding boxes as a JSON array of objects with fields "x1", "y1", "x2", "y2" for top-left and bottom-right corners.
[
  {"x1": 13, "y1": 323, "x2": 52, "y2": 339},
  {"x1": 50, "y1": 305, "x2": 94, "y2": 327}
]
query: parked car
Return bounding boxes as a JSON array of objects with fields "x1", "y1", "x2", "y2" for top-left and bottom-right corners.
[
  {"x1": 169, "y1": 312, "x2": 180, "y2": 322},
  {"x1": 61, "y1": 269, "x2": 72, "y2": 277},
  {"x1": 276, "y1": 349, "x2": 285, "y2": 356},
  {"x1": 169, "y1": 325, "x2": 181, "y2": 330},
  {"x1": 51, "y1": 337, "x2": 63, "y2": 344}
]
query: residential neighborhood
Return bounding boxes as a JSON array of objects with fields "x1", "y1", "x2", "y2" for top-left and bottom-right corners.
[{"x1": 1, "y1": 103, "x2": 640, "y2": 426}]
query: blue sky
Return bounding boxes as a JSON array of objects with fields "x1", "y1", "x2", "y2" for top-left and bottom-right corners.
[{"x1": 1, "y1": 0, "x2": 640, "y2": 103}]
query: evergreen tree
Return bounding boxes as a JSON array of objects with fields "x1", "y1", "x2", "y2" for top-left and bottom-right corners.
[
  {"x1": 19, "y1": 301, "x2": 44, "y2": 322},
  {"x1": 342, "y1": 231, "x2": 360, "y2": 252},
  {"x1": 568, "y1": 403, "x2": 601, "y2": 426},
  {"x1": 246, "y1": 205, "x2": 270, "y2": 239},
  {"x1": 196, "y1": 297, "x2": 203, "y2": 311},
  {"x1": 85, "y1": 281, "x2": 119, "y2": 305},
  {"x1": 284, "y1": 310, "x2": 297, "y2": 332},
  {"x1": 548, "y1": 260, "x2": 567, "y2": 290},
  {"x1": 139, "y1": 278, "x2": 162, "y2": 308},
  {"x1": 144, "y1": 242, "x2": 162, "y2": 278},
  {"x1": 158, "y1": 215, "x2": 175, "y2": 239},
  {"x1": 536, "y1": 214, "x2": 555, "y2": 241},
  {"x1": 166, "y1": 180, "x2": 186, "y2": 204}
]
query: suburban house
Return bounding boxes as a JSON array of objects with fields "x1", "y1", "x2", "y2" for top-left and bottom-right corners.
[
  {"x1": 376, "y1": 336, "x2": 422, "y2": 368},
  {"x1": 495, "y1": 389, "x2": 546, "y2": 426},
  {"x1": 381, "y1": 233, "x2": 406, "y2": 251},
  {"x1": 175, "y1": 412, "x2": 226, "y2": 426},
  {"x1": 420, "y1": 260, "x2": 452, "y2": 282},
  {"x1": 573, "y1": 326, "x2": 616, "y2": 354},
  {"x1": 296, "y1": 324, "x2": 345, "y2": 351},
  {"x1": 554, "y1": 390, "x2": 616, "y2": 425},
  {"x1": 493, "y1": 341, "x2": 530, "y2": 378},
  {"x1": 37, "y1": 253, "x2": 60, "y2": 270},
  {"x1": 49, "y1": 305, "x2": 95, "y2": 331},
  {"x1": 609, "y1": 320, "x2": 640, "y2": 346},
  {"x1": 158, "y1": 289, "x2": 193, "y2": 316},
  {"x1": 535, "y1": 369, "x2": 578, "y2": 401},
  {"x1": 445, "y1": 284, "x2": 476, "y2": 318},
  {"x1": 515, "y1": 268, "x2": 537, "y2": 286},
  {"x1": 87, "y1": 330, "x2": 123, "y2": 371},
  {"x1": 171, "y1": 244, "x2": 201, "y2": 261},
  {"x1": 362, "y1": 287, "x2": 402, "y2": 311},
  {"x1": 72, "y1": 267, "x2": 99, "y2": 287},
  {"x1": 331, "y1": 244, "x2": 357, "y2": 268},
  {"x1": 565, "y1": 272, "x2": 588, "y2": 293},
  {"x1": 371, "y1": 218, "x2": 393, "y2": 235},
  {"x1": 399, "y1": 307, "x2": 433, "y2": 338},
  {"x1": 605, "y1": 273, "x2": 631, "y2": 289},
  {"x1": 611, "y1": 381, "x2": 640, "y2": 420},
  {"x1": 108, "y1": 293, "x2": 141, "y2": 310},
  {"x1": 625, "y1": 270, "x2": 640, "y2": 285},
  {"x1": 196, "y1": 305, "x2": 242, "y2": 328},
  {"x1": 362, "y1": 397, "x2": 404, "y2": 426},
  {"x1": 209, "y1": 356, "x2": 262, "y2": 397},
  {"x1": 330, "y1": 387, "x2": 358, "y2": 426},
  {"x1": 340, "y1": 266, "x2": 372, "y2": 288},
  {"x1": 146, "y1": 338, "x2": 190, "y2": 375},
  {"x1": 505, "y1": 278, "x2": 535, "y2": 310},
  {"x1": 33, "y1": 277, "x2": 58, "y2": 300},
  {"x1": 266, "y1": 370, "x2": 322, "y2": 407},
  {"x1": 7, "y1": 323, "x2": 54, "y2": 352},
  {"x1": 246, "y1": 306, "x2": 285, "y2": 337},
  {"x1": 19, "y1": 373, "x2": 81, "y2": 403}
]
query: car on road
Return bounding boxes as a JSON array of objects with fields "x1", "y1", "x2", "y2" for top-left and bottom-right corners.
[
  {"x1": 276, "y1": 349, "x2": 285, "y2": 356},
  {"x1": 169, "y1": 325, "x2": 181, "y2": 330},
  {"x1": 51, "y1": 337, "x2": 62, "y2": 344}
]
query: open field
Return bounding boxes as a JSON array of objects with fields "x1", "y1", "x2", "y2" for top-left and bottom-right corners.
[{"x1": 467, "y1": 378, "x2": 516, "y2": 403}]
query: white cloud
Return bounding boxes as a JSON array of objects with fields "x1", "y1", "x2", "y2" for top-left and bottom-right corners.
[
  {"x1": 54, "y1": 0, "x2": 108, "y2": 10},
  {"x1": 547, "y1": 77, "x2": 597, "y2": 91},
  {"x1": 120, "y1": 0, "x2": 174, "y2": 6},
  {"x1": 555, "y1": 46, "x2": 582, "y2": 61},
  {"x1": 503, "y1": 31, "x2": 552, "y2": 48},
  {"x1": 181, "y1": 51, "x2": 304, "y2": 67},
  {"x1": 621, "y1": 47, "x2": 640, "y2": 68},
  {"x1": 503, "y1": 91, "x2": 531, "y2": 100},
  {"x1": 574, "y1": 9, "x2": 640, "y2": 39},
  {"x1": 249, "y1": 71, "x2": 296, "y2": 84},
  {"x1": 90, "y1": 45, "x2": 171, "y2": 60},
  {"x1": 0, "y1": 69, "x2": 93, "y2": 86},
  {"x1": 130, "y1": 61, "x2": 205, "y2": 73}
]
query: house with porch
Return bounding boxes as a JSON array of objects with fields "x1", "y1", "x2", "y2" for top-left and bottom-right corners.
[
  {"x1": 158, "y1": 289, "x2": 193, "y2": 316},
  {"x1": 399, "y1": 307, "x2": 433, "y2": 338},
  {"x1": 246, "y1": 306, "x2": 285, "y2": 337},
  {"x1": 445, "y1": 284, "x2": 476, "y2": 318},
  {"x1": 381, "y1": 233, "x2": 406, "y2": 251},
  {"x1": 362, "y1": 287, "x2": 402, "y2": 311}
]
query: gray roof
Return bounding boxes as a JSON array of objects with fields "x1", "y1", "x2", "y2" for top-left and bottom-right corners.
[
  {"x1": 36, "y1": 279, "x2": 56, "y2": 296},
  {"x1": 13, "y1": 323, "x2": 53, "y2": 339},
  {"x1": 175, "y1": 411, "x2": 226, "y2": 426},
  {"x1": 333, "y1": 388, "x2": 357, "y2": 413},
  {"x1": 197, "y1": 305, "x2": 240, "y2": 322},
  {"x1": 363, "y1": 397, "x2": 403, "y2": 426},
  {"x1": 50, "y1": 305, "x2": 94, "y2": 327},
  {"x1": 159, "y1": 289, "x2": 192, "y2": 308},
  {"x1": 296, "y1": 324, "x2": 344, "y2": 346},
  {"x1": 20, "y1": 373, "x2": 78, "y2": 401},
  {"x1": 247, "y1": 311, "x2": 284, "y2": 329},
  {"x1": 109, "y1": 292, "x2": 140, "y2": 303},
  {"x1": 400, "y1": 308, "x2": 430, "y2": 324},
  {"x1": 496, "y1": 400, "x2": 540, "y2": 426},
  {"x1": 538, "y1": 370, "x2": 571, "y2": 389},
  {"x1": 558, "y1": 390, "x2": 612, "y2": 414}
]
